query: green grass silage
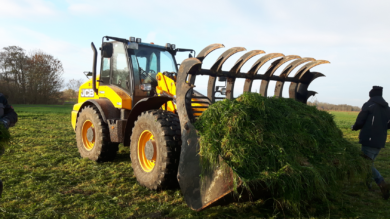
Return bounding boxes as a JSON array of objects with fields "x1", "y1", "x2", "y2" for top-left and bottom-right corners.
[{"x1": 195, "y1": 92, "x2": 370, "y2": 213}]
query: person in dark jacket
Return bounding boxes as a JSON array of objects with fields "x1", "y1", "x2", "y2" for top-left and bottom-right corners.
[
  {"x1": 352, "y1": 86, "x2": 390, "y2": 200},
  {"x1": 0, "y1": 93, "x2": 18, "y2": 129},
  {"x1": 0, "y1": 93, "x2": 18, "y2": 198}
]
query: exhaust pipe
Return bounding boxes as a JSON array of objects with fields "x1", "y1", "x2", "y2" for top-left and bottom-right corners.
[{"x1": 91, "y1": 42, "x2": 98, "y2": 94}]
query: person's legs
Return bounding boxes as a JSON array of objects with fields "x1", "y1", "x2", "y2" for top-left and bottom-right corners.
[
  {"x1": 361, "y1": 146, "x2": 384, "y2": 183},
  {"x1": 361, "y1": 145, "x2": 389, "y2": 200}
]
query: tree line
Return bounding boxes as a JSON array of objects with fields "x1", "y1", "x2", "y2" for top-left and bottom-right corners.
[
  {"x1": 308, "y1": 100, "x2": 360, "y2": 111},
  {"x1": 0, "y1": 46, "x2": 64, "y2": 104}
]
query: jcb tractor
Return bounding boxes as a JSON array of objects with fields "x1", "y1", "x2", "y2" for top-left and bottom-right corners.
[{"x1": 71, "y1": 36, "x2": 328, "y2": 211}]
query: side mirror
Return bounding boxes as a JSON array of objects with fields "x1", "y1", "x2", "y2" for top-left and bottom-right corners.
[
  {"x1": 101, "y1": 43, "x2": 113, "y2": 58},
  {"x1": 83, "y1": 71, "x2": 93, "y2": 79}
]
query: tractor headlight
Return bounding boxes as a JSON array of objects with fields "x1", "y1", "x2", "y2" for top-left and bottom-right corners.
[
  {"x1": 140, "y1": 83, "x2": 152, "y2": 91},
  {"x1": 165, "y1": 43, "x2": 175, "y2": 50},
  {"x1": 129, "y1": 37, "x2": 135, "y2": 42},
  {"x1": 136, "y1": 38, "x2": 142, "y2": 43}
]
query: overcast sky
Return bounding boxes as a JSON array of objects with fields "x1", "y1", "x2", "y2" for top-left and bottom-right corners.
[{"x1": 1, "y1": 0, "x2": 389, "y2": 107}]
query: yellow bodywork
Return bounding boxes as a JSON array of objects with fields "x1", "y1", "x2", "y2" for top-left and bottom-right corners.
[
  {"x1": 71, "y1": 77, "x2": 132, "y2": 130},
  {"x1": 155, "y1": 72, "x2": 208, "y2": 116},
  {"x1": 156, "y1": 73, "x2": 177, "y2": 112},
  {"x1": 72, "y1": 73, "x2": 208, "y2": 130}
]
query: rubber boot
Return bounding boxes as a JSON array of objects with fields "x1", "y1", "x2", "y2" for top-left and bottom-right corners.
[{"x1": 378, "y1": 180, "x2": 389, "y2": 200}]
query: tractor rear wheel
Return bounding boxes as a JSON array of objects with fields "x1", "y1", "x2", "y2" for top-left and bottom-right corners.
[
  {"x1": 76, "y1": 105, "x2": 118, "y2": 162},
  {"x1": 130, "y1": 110, "x2": 181, "y2": 190}
]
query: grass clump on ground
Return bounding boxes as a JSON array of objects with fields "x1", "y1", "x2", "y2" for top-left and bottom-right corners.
[{"x1": 195, "y1": 92, "x2": 370, "y2": 214}]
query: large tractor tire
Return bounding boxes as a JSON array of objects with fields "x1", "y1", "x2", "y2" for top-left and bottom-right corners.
[
  {"x1": 130, "y1": 110, "x2": 181, "y2": 190},
  {"x1": 76, "y1": 105, "x2": 118, "y2": 162}
]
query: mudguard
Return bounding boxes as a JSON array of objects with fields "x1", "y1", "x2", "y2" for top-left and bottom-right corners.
[{"x1": 123, "y1": 96, "x2": 172, "y2": 146}]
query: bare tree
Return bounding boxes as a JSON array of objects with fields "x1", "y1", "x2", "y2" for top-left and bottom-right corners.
[
  {"x1": 67, "y1": 78, "x2": 84, "y2": 91},
  {"x1": 26, "y1": 51, "x2": 64, "y2": 104},
  {"x1": 0, "y1": 46, "x2": 28, "y2": 103},
  {"x1": 66, "y1": 78, "x2": 85, "y2": 100},
  {"x1": 0, "y1": 46, "x2": 65, "y2": 104}
]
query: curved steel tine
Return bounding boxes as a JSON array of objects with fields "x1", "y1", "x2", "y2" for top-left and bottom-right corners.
[
  {"x1": 196, "y1": 44, "x2": 225, "y2": 62},
  {"x1": 279, "y1": 58, "x2": 316, "y2": 79},
  {"x1": 188, "y1": 44, "x2": 224, "y2": 85},
  {"x1": 177, "y1": 58, "x2": 202, "y2": 86},
  {"x1": 225, "y1": 50, "x2": 264, "y2": 99},
  {"x1": 306, "y1": 91, "x2": 318, "y2": 102},
  {"x1": 187, "y1": 74, "x2": 196, "y2": 85},
  {"x1": 289, "y1": 60, "x2": 329, "y2": 101},
  {"x1": 243, "y1": 53, "x2": 284, "y2": 93},
  {"x1": 274, "y1": 57, "x2": 315, "y2": 98},
  {"x1": 296, "y1": 72, "x2": 326, "y2": 103},
  {"x1": 259, "y1": 55, "x2": 300, "y2": 97},
  {"x1": 299, "y1": 71, "x2": 325, "y2": 83},
  {"x1": 210, "y1": 47, "x2": 246, "y2": 73},
  {"x1": 293, "y1": 60, "x2": 330, "y2": 79},
  {"x1": 230, "y1": 50, "x2": 265, "y2": 74},
  {"x1": 208, "y1": 47, "x2": 246, "y2": 102},
  {"x1": 247, "y1": 53, "x2": 284, "y2": 76}
]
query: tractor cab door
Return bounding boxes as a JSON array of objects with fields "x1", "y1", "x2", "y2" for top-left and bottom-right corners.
[{"x1": 99, "y1": 41, "x2": 133, "y2": 95}]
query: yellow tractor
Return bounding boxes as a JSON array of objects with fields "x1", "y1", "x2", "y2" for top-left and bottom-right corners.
[{"x1": 71, "y1": 36, "x2": 329, "y2": 211}]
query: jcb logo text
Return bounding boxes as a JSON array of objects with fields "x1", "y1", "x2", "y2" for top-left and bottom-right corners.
[{"x1": 81, "y1": 89, "x2": 95, "y2": 97}]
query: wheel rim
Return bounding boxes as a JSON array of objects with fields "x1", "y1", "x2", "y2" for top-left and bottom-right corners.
[
  {"x1": 81, "y1": 120, "x2": 95, "y2": 151},
  {"x1": 138, "y1": 130, "x2": 156, "y2": 172}
]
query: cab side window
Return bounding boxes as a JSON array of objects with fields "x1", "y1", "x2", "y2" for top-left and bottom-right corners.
[
  {"x1": 100, "y1": 58, "x2": 110, "y2": 84},
  {"x1": 112, "y1": 42, "x2": 130, "y2": 90},
  {"x1": 149, "y1": 52, "x2": 158, "y2": 73}
]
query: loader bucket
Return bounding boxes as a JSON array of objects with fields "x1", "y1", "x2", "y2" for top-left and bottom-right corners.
[{"x1": 175, "y1": 44, "x2": 329, "y2": 211}]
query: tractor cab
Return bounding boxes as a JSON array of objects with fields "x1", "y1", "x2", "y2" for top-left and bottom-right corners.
[{"x1": 99, "y1": 36, "x2": 194, "y2": 104}]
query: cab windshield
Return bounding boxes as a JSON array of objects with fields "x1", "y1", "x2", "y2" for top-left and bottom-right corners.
[{"x1": 128, "y1": 45, "x2": 177, "y2": 83}]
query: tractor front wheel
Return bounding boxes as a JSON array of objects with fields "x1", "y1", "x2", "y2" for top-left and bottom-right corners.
[
  {"x1": 130, "y1": 110, "x2": 181, "y2": 190},
  {"x1": 76, "y1": 105, "x2": 118, "y2": 162}
]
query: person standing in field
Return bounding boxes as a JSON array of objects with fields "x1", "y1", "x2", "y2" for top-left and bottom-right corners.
[
  {"x1": 352, "y1": 86, "x2": 390, "y2": 200},
  {"x1": 0, "y1": 93, "x2": 18, "y2": 198}
]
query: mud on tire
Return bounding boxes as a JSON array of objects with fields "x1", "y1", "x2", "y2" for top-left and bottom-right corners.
[
  {"x1": 76, "y1": 105, "x2": 118, "y2": 162},
  {"x1": 130, "y1": 110, "x2": 181, "y2": 190}
]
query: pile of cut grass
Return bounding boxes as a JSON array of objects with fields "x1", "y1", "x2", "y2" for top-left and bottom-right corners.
[
  {"x1": 0, "y1": 124, "x2": 10, "y2": 154},
  {"x1": 195, "y1": 92, "x2": 370, "y2": 213}
]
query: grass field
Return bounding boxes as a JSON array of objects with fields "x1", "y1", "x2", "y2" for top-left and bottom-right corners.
[{"x1": 0, "y1": 106, "x2": 389, "y2": 218}]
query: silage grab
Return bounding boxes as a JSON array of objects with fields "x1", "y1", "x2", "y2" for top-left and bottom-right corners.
[{"x1": 175, "y1": 44, "x2": 330, "y2": 211}]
